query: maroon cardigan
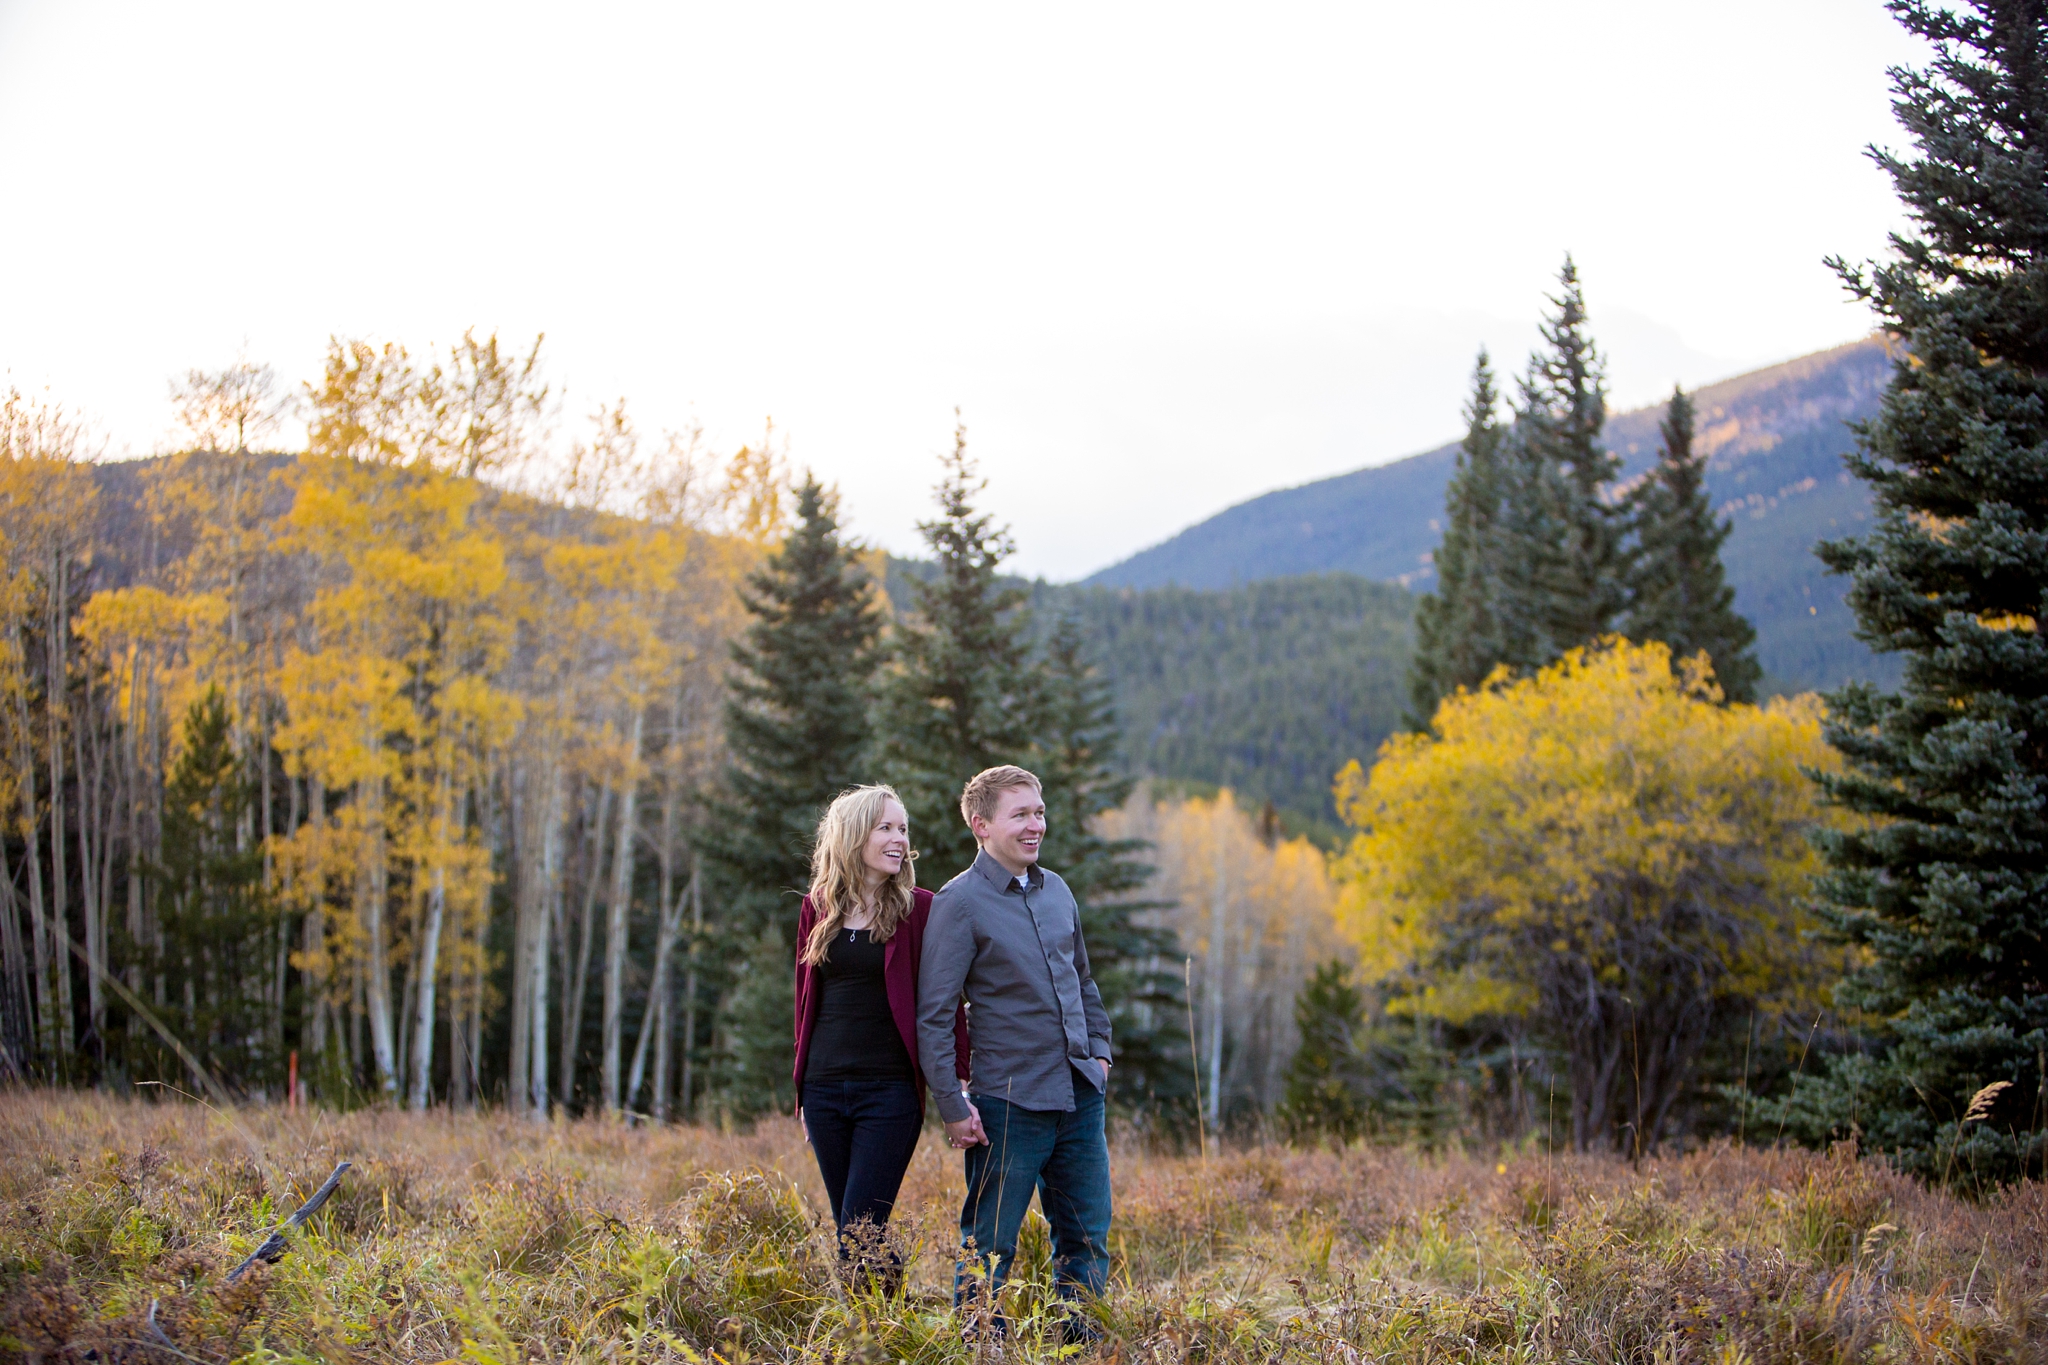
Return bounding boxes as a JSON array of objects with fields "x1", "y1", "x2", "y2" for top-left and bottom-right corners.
[{"x1": 793, "y1": 886, "x2": 969, "y2": 1111}]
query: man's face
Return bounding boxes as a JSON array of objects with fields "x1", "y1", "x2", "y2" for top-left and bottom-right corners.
[{"x1": 972, "y1": 783, "x2": 1046, "y2": 875}]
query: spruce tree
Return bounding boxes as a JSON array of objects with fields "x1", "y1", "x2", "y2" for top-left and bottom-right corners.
[
  {"x1": 1771, "y1": 0, "x2": 2048, "y2": 1187},
  {"x1": 1409, "y1": 351, "x2": 1509, "y2": 725},
  {"x1": 1516, "y1": 257, "x2": 1627, "y2": 659},
  {"x1": 1032, "y1": 614, "x2": 1191, "y2": 1117},
  {"x1": 703, "y1": 474, "x2": 883, "y2": 1117},
  {"x1": 147, "y1": 690, "x2": 274, "y2": 1090},
  {"x1": 1279, "y1": 961, "x2": 1372, "y2": 1142},
  {"x1": 1625, "y1": 386, "x2": 1761, "y2": 702},
  {"x1": 877, "y1": 421, "x2": 1038, "y2": 886}
]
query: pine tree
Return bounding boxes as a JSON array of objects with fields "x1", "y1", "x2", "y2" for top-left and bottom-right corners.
[
  {"x1": 877, "y1": 420, "x2": 1038, "y2": 886},
  {"x1": 1279, "y1": 960, "x2": 1372, "y2": 1142},
  {"x1": 1032, "y1": 615, "x2": 1190, "y2": 1117},
  {"x1": 1516, "y1": 257, "x2": 1626, "y2": 659},
  {"x1": 147, "y1": 689, "x2": 275, "y2": 1090},
  {"x1": 702, "y1": 474, "x2": 883, "y2": 1117},
  {"x1": 1769, "y1": 0, "x2": 2048, "y2": 1187},
  {"x1": 1625, "y1": 386, "x2": 1761, "y2": 702},
  {"x1": 1409, "y1": 351, "x2": 1508, "y2": 725},
  {"x1": 710, "y1": 922, "x2": 797, "y2": 1121}
]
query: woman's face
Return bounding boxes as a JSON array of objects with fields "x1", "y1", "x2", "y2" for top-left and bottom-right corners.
[{"x1": 861, "y1": 800, "x2": 910, "y2": 885}]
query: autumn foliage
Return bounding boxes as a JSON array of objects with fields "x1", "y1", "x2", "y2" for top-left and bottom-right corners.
[{"x1": 1334, "y1": 640, "x2": 1846, "y2": 1153}]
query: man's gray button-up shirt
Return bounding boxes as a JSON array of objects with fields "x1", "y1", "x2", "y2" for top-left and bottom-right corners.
[{"x1": 917, "y1": 850, "x2": 1112, "y2": 1123}]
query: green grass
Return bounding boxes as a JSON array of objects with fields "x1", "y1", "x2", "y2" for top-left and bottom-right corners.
[{"x1": 3, "y1": 1094, "x2": 2043, "y2": 1363}]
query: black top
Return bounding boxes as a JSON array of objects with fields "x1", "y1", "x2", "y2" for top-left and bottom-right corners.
[{"x1": 802, "y1": 928, "x2": 914, "y2": 1092}]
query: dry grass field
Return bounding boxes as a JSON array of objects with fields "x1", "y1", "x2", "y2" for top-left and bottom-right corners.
[{"x1": 1, "y1": 1093, "x2": 2043, "y2": 1364}]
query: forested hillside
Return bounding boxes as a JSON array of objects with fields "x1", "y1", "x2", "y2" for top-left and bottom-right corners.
[
  {"x1": 1086, "y1": 338, "x2": 1896, "y2": 693},
  {"x1": 1040, "y1": 577, "x2": 1411, "y2": 829},
  {"x1": 883, "y1": 559, "x2": 1412, "y2": 827}
]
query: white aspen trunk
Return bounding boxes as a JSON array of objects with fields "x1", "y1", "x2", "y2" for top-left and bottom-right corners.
[
  {"x1": 408, "y1": 767, "x2": 456, "y2": 1111},
  {"x1": 679, "y1": 858, "x2": 702, "y2": 1122},
  {"x1": 560, "y1": 778, "x2": 609, "y2": 1106},
  {"x1": 304, "y1": 778, "x2": 328, "y2": 1067},
  {"x1": 47, "y1": 547, "x2": 74, "y2": 1058},
  {"x1": 73, "y1": 677, "x2": 100, "y2": 1039},
  {"x1": 527, "y1": 759, "x2": 565, "y2": 1118},
  {"x1": 601, "y1": 705, "x2": 646, "y2": 1114},
  {"x1": 11, "y1": 629, "x2": 55, "y2": 1063},
  {"x1": 124, "y1": 654, "x2": 145, "y2": 997},
  {"x1": 360, "y1": 773, "x2": 399, "y2": 1097},
  {"x1": 1206, "y1": 827, "x2": 1227, "y2": 1133},
  {"x1": 627, "y1": 866, "x2": 689, "y2": 1112},
  {"x1": 0, "y1": 838, "x2": 31, "y2": 1072},
  {"x1": 508, "y1": 756, "x2": 533, "y2": 1113}
]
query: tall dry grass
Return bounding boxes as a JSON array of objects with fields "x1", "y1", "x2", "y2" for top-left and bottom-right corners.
[{"x1": 1, "y1": 1092, "x2": 2043, "y2": 1363}]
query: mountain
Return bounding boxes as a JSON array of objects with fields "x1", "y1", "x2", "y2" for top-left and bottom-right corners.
[{"x1": 1083, "y1": 338, "x2": 1900, "y2": 694}]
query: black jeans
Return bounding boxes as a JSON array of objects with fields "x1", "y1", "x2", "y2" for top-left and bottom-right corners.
[{"x1": 803, "y1": 1075, "x2": 923, "y2": 1282}]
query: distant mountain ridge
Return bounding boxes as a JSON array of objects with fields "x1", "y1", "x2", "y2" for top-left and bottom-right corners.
[{"x1": 1084, "y1": 338, "x2": 1899, "y2": 693}]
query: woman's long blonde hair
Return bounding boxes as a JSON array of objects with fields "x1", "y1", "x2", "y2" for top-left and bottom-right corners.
[{"x1": 801, "y1": 784, "x2": 916, "y2": 966}]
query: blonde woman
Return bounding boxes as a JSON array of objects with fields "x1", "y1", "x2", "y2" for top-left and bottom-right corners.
[{"x1": 792, "y1": 784, "x2": 967, "y2": 1276}]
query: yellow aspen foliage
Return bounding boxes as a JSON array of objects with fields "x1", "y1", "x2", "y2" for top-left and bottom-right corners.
[
  {"x1": 1101, "y1": 789, "x2": 1345, "y2": 1118},
  {"x1": 1332, "y1": 638, "x2": 1847, "y2": 1151},
  {"x1": 272, "y1": 339, "x2": 519, "y2": 1098}
]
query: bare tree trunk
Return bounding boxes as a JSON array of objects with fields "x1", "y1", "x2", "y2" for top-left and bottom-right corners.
[
  {"x1": 560, "y1": 777, "x2": 609, "y2": 1106},
  {"x1": 627, "y1": 866, "x2": 690, "y2": 1112},
  {"x1": 1206, "y1": 832, "x2": 1227, "y2": 1132},
  {"x1": 124, "y1": 654, "x2": 145, "y2": 1000},
  {"x1": 508, "y1": 756, "x2": 533, "y2": 1113},
  {"x1": 359, "y1": 770, "x2": 398, "y2": 1097},
  {"x1": 601, "y1": 706, "x2": 645, "y2": 1114},
  {"x1": 74, "y1": 674, "x2": 102, "y2": 1050},
  {"x1": 12, "y1": 626, "x2": 55, "y2": 1065},
  {"x1": 408, "y1": 769, "x2": 455, "y2": 1111},
  {"x1": 0, "y1": 837, "x2": 33, "y2": 1075},
  {"x1": 527, "y1": 760, "x2": 565, "y2": 1117},
  {"x1": 47, "y1": 547, "x2": 75, "y2": 1060},
  {"x1": 678, "y1": 857, "x2": 702, "y2": 1122}
]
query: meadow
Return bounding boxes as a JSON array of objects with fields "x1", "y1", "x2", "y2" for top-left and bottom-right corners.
[{"x1": 2, "y1": 1094, "x2": 2043, "y2": 1364}]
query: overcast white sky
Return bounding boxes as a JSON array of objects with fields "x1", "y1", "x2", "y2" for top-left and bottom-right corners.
[{"x1": 0, "y1": 2, "x2": 1923, "y2": 580}]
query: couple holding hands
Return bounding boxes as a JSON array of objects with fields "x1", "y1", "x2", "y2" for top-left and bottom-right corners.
[{"x1": 792, "y1": 764, "x2": 1111, "y2": 1336}]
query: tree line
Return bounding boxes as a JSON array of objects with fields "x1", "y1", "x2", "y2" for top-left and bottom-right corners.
[
  {"x1": 0, "y1": 365, "x2": 1190, "y2": 1125},
  {"x1": 0, "y1": 337, "x2": 783, "y2": 1118}
]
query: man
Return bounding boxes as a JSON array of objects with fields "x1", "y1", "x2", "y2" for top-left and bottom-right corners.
[{"x1": 916, "y1": 764, "x2": 1113, "y2": 1336}]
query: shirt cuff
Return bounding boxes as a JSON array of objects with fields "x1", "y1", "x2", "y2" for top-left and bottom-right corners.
[
  {"x1": 936, "y1": 1088, "x2": 974, "y2": 1124},
  {"x1": 1090, "y1": 1038, "x2": 1113, "y2": 1061}
]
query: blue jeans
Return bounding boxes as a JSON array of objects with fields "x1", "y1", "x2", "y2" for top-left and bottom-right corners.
[
  {"x1": 957, "y1": 1068, "x2": 1112, "y2": 1307},
  {"x1": 803, "y1": 1075, "x2": 923, "y2": 1279}
]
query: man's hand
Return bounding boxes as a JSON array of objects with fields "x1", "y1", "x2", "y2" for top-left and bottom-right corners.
[{"x1": 944, "y1": 1102, "x2": 988, "y2": 1149}]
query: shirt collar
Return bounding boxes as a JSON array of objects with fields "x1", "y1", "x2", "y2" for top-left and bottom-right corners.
[{"x1": 972, "y1": 848, "x2": 1039, "y2": 893}]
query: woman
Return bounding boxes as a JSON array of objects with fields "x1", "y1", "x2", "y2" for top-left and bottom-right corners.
[{"x1": 793, "y1": 784, "x2": 967, "y2": 1283}]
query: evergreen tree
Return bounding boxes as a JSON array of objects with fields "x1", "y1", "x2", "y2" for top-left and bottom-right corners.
[
  {"x1": 703, "y1": 474, "x2": 883, "y2": 1117},
  {"x1": 1516, "y1": 257, "x2": 1626, "y2": 660},
  {"x1": 1625, "y1": 386, "x2": 1761, "y2": 702},
  {"x1": 146, "y1": 689, "x2": 275, "y2": 1091},
  {"x1": 1032, "y1": 614, "x2": 1191, "y2": 1118},
  {"x1": 877, "y1": 421, "x2": 1038, "y2": 886},
  {"x1": 1279, "y1": 960, "x2": 1372, "y2": 1142},
  {"x1": 1410, "y1": 351, "x2": 1508, "y2": 725},
  {"x1": 710, "y1": 922, "x2": 797, "y2": 1121},
  {"x1": 1766, "y1": 0, "x2": 2048, "y2": 1188}
]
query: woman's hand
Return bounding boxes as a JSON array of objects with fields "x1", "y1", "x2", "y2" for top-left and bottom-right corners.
[
  {"x1": 943, "y1": 1101, "x2": 988, "y2": 1149},
  {"x1": 799, "y1": 1107, "x2": 808, "y2": 1142}
]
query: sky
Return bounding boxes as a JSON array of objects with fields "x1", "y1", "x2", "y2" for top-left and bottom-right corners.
[{"x1": 0, "y1": 2, "x2": 1926, "y2": 581}]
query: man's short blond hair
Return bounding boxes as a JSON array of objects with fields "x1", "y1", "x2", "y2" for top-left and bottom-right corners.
[{"x1": 960, "y1": 765, "x2": 1042, "y2": 829}]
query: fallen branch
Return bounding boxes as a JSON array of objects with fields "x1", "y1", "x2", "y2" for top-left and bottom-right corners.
[{"x1": 225, "y1": 1162, "x2": 352, "y2": 1284}]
